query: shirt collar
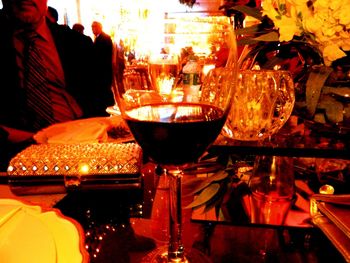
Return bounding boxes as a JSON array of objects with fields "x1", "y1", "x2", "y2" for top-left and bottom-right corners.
[
  {"x1": 34, "y1": 19, "x2": 51, "y2": 42},
  {"x1": 13, "y1": 19, "x2": 50, "y2": 42}
]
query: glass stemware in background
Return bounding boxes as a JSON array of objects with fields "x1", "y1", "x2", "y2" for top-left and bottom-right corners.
[
  {"x1": 148, "y1": 53, "x2": 180, "y2": 94},
  {"x1": 249, "y1": 155, "x2": 296, "y2": 225},
  {"x1": 114, "y1": 17, "x2": 238, "y2": 263},
  {"x1": 248, "y1": 155, "x2": 296, "y2": 261},
  {"x1": 224, "y1": 70, "x2": 295, "y2": 142}
]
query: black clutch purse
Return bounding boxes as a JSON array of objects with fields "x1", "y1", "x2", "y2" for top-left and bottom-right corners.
[{"x1": 7, "y1": 142, "x2": 143, "y2": 195}]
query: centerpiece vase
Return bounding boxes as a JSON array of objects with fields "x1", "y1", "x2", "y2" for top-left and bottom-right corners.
[{"x1": 240, "y1": 41, "x2": 350, "y2": 137}]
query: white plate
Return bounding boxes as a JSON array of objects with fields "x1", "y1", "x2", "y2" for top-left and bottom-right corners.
[{"x1": 0, "y1": 199, "x2": 88, "y2": 263}]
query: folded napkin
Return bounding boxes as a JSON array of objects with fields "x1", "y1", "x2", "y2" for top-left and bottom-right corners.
[
  {"x1": 0, "y1": 198, "x2": 88, "y2": 263},
  {"x1": 33, "y1": 116, "x2": 131, "y2": 144}
]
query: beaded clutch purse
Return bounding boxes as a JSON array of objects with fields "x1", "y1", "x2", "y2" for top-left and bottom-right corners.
[{"x1": 7, "y1": 142, "x2": 142, "y2": 195}]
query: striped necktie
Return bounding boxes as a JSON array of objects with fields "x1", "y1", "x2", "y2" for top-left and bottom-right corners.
[{"x1": 22, "y1": 32, "x2": 55, "y2": 130}]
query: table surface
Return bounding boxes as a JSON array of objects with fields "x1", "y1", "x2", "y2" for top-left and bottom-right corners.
[
  {"x1": 212, "y1": 117, "x2": 350, "y2": 160},
  {"x1": 0, "y1": 161, "x2": 347, "y2": 263}
]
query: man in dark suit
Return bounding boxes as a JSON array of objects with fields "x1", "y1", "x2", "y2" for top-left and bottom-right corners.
[
  {"x1": 0, "y1": 0, "x2": 106, "y2": 168},
  {"x1": 0, "y1": 2, "x2": 156, "y2": 253},
  {"x1": 91, "y1": 21, "x2": 115, "y2": 115}
]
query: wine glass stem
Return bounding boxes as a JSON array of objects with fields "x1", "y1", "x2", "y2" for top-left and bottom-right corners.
[{"x1": 167, "y1": 168, "x2": 185, "y2": 262}]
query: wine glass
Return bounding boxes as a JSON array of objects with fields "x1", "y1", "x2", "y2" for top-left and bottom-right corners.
[
  {"x1": 114, "y1": 16, "x2": 238, "y2": 263},
  {"x1": 249, "y1": 155, "x2": 295, "y2": 225}
]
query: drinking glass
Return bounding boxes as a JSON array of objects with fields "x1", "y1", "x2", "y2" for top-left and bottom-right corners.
[
  {"x1": 148, "y1": 53, "x2": 180, "y2": 94},
  {"x1": 114, "y1": 17, "x2": 238, "y2": 263},
  {"x1": 248, "y1": 155, "x2": 296, "y2": 261},
  {"x1": 249, "y1": 155, "x2": 295, "y2": 225},
  {"x1": 225, "y1": 70, "x2": 295, "y2": 142}
]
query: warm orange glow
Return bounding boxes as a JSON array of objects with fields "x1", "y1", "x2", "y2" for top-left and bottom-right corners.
[
  {"x1": 162, "y1": 17, "x2": 231, "y2": 57},
  {"x1": 78, "y1": 163, "x2": 90, "y2": 174},
  {"x1": 148, "y1": 53, "x2": 180, "y2": 94},
  {"x1": 119, "y1": 15, "x2": 232, "y2": 63},
  {"x1": 49, "y1": 0, "x2": 232, "y2": 68},
  {"x1": 202, "y1": 64, "x2": 215, "y2": 76},
  {"x1": 157, "y1": 76, "x2": 176, "y2": 95}
]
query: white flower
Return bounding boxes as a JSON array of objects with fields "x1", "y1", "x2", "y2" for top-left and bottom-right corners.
[
  {"x1": 323, "y1": 44, "x2": 347, "y2": 66},
  {"x1": 262, "y1": 0, "x2": 350, "y2": 64}
]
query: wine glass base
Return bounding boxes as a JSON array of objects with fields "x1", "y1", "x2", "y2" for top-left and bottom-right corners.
[{"x1": 141, "y1": 246, "x2": 212, "y2": 263}]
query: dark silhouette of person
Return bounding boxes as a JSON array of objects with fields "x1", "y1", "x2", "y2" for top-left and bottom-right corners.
[
  {"x1": 72, "y1": 23, "x2": 93, "y2": 47},
  {"x1": 91, "y1": 21, "x2": 115, "y2": 114},
  {"x1": 115, "y1": 39, "x2": 126, "y2": 93},
  {"x1": 72, "y1": 23, "x2": 85, "y2": 34},
  {"x1": 47, "y1": 6, "x2": 58, "y2": 24},
  {"x1": 0, "y1": 0, "x2": 103, "y2": 168}
]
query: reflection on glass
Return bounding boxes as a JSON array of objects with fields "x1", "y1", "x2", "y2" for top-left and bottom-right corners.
[
  {"x1": 249, "y1": 155, "x2": 295, "y2": 225},
  {"x1": 226, "y1": 70, "x2": 295, "y2": 141},
  {"x1": 148, "y1": 54, "x2": 180, "y2": 94}
]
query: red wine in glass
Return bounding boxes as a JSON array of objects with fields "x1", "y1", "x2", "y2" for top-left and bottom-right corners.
[{"x1": 125, "y1": 103, "x2": 227, "y2": 165}]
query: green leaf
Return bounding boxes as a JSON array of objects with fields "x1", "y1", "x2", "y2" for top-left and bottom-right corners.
[
  {"x1": 235, "y1": 24, "x2": 260, "y2": 35},
  {"x1": 217, "y1": 209, "x2": 226, "y2": 221},
  {"x1": 203, "y1": 193, "x2": 224, "y2": 214},
  {"x1": 230, "y1": 6, "x2": 263, "y2": 21},
  {"x1": 182, "y1": 177, "x2": 204, "y2": 191},
  {"x1": 203, "y1": 183, "x2": 228, "y2": 214},
  {"x1": 253, "y1": 31, "x2": 280, "y2": 42},
  {"x1": 279, "y1": 3, "x2": 286, "y2": 14},
  {"x1": 316, "y1": 94, "x2": 337, "y2": 109},
  {"x1": 237, "y1": 38, "x2": 262, "y2": 46},
  {"x1": 313, "y1": 113, "x2": 326, "y2": 124},
  {"x1": 208, "y1": 170, "x2": 229, "y2": 181},
  {"x1": 344, "y1": 105, "x2": 350, "y2": 120},
  {"x1": 306, "y1": 66, "x2": 333, "y2": 117},
  {"x1": 185, "y1": 183, "x2": 220, "y2": 209},
  {"x1": 323, "y1": 87, "x2": 350, "y2": 98},
  {"x1": 325, "y1": 100, "x2": 344, "y2": 123},
  {"x1": 188, "y1": 170, "x2": 229, "y2": 195}
]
